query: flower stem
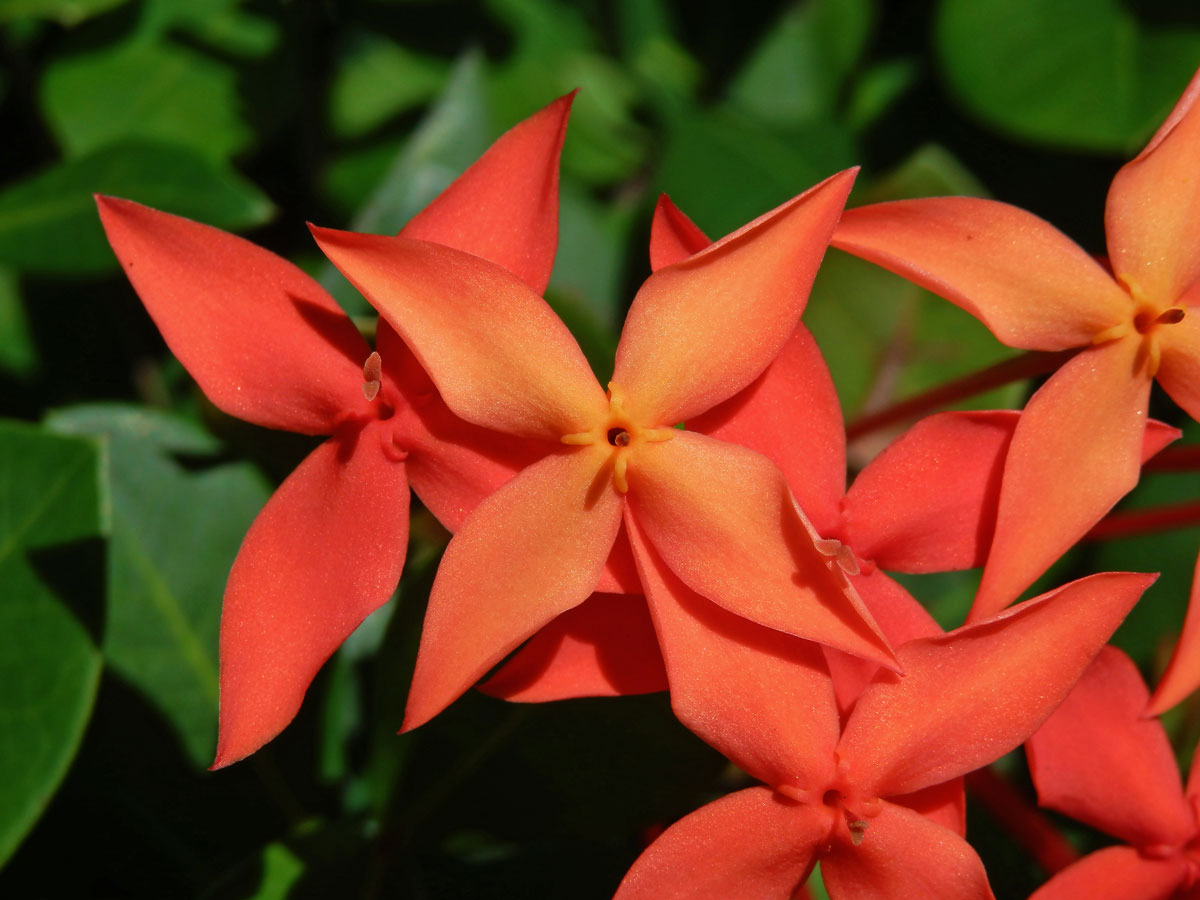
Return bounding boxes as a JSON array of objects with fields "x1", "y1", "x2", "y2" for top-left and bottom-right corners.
[
  {"x1": 845, "y1": 350, "x2": 1072, "y2": 442},
  {"x1": 965, "y1": 767, "x2": 1078, "y2": 875},
  {"x1": 1086, "y1": 499, "x2": 1200, "y2": 541},
  {"x1": 1143, "y1": 445, "x2": 1200, "y2": 472}
]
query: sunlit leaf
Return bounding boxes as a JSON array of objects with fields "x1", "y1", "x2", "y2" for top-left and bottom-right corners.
[{"x1": 329, "y1": 31, "x2": 447, "y2": 138}]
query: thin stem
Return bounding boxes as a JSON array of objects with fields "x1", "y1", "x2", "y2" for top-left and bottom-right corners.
[
  {"x1": 1143, "y1": 445, "x2": 1200, "y2": 472},
  {"x1": 845, "y1": 350, "x2": 1073, "y2": 442},
  {"x1": 1086, "y1": 499, "x2": 1200, "y2": 542},
  {"x1": 965, "y1": 767, "x2": 1078, "y2": 875}
]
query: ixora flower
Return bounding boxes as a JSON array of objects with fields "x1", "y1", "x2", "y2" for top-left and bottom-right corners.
[
  {"x1": 1026, "y1": 646, "x2": 1200, "y2": 899},
  {"x1": 831, "y1": 65, "x2": 1200, "y2": 621},
  {"x1": 96, "y1": 94, "x2": 576, "y2": 767},
  {"x1": 614, "y1": 568, "x2": 1153, "y2": 900},
  {"x1": 313, "y1": 166, "x2": 900, "y2": 732}
]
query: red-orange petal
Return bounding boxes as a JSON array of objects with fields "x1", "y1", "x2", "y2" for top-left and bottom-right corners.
[
  {"x1": 690, "y1": 324, "x2": 846, "y2": 537},
  {"x1": 648, "y1": 193, "x2": 711, "y2": 270},
  {"x1": 613, "y1": 787, "x2": 826, "y2": 900},
  {"x1": 399, "y1": 92, "x2": 574, "y2": 294},
  {"x1": 401, "y1": 444, "x2": 623, "y2": 731},
  {"x1": 833, "y1": 198, "x2": 1130, "y2": 350},
  {"x1": 888, "y1": 778, "x2": 967, "y2": 838},
  {"x1": 97, "y1": 196, "x2": 367, "y2": 435},
  {"x1": 1157, "y1": 313, "x2": 1200, "y2": 423},
  {"x1": 627, "y1": 431, "x2": 895, "y2": 669},
  {"x1": 1105, "y1": 66, "x2": 1200, "y2": 310},
  {"x1": 1148, "y1": 549, "x2": 1200, "y2": 716},
  {"x1": 1028, "y1": 846, "x2": 1187, "y2": 900},
  {"x1": 1027, "y1": 647, "x2": 1193, "y2": 848},
  {"x1": 312, "y1": 226, "x2": 607, "y2": 440},
  {"x1": 838, "y1": 572, "x2": 1154, "y2": 798},
  {"x1": 820, "y1": 800, "x2": 993, "y2": 900},
  {"x1": 478, "y1": 592, "x2": 666, "y2": 701},
  {"x1": 972, "y1": 338, "x2": 1151, "y2": 619},
  {"x1": 628, "y1": 513, "x2": 839, "y2": 790},
  {"x1": 212, "y1": 427, "x2": 409, "y2": 767},
  {"x1": 613, "y1": 169, "x2": 856, "y2": 426}
]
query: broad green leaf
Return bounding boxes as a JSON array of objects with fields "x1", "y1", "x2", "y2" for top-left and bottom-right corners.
[
  {"x1": 0, "y1": 0, "x2": 126, "y2": 25},
  {"x1": 138, "y1": 0, "x2": 278, "y2": 57},
  {"x1": 251, "y1": 843, "x2": 305, "y2": 900},
  {"x1": 728, "y1": 0, "x2": 874, "y2": 127},
  {"x1": 0, "y1": 420, "x2": 105, "y2": 866},
  {"x1": 936, "y1": 0, "x2": 1200, "y2": 152},
  {"x1": 548, "y1": 181, "x2": 633, "y2": 335},
  {"x1": 48, "y1": 404, "x2": 270, "y2": 768},
  {"x1": 42, "y1": 38, "x2": 253, "y2": 162},
  {"x1": 329, "y1": 31, "x2": 447, "y2": 139},
  {"x1": 0, "y1": 266, "x2": 36, "y2": 377},
  {"x1": 0, "y1": 140, "x2": 273, "y2": 275}
]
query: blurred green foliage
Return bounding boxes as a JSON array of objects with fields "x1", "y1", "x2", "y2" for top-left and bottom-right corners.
[{"x1": 1, "y1": 1, "x2": 1199, "y2": 897}]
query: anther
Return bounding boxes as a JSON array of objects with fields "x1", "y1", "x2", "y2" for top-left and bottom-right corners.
[
  {"x1": 1158, "y1": 307, "x2": 1186, "y2": 325},
  {"x1": 608, "y1": 428, "x2": 631, "y2": 447},
  {"x1": 362, "y1": 351, "x2": 382, "y2": 401},
  {"x1": 815, "y1": 539, "x2": 860, "y2": 576}
]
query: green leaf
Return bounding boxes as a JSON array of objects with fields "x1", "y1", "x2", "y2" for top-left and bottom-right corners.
[
  {"x1": 0, "y1": 420, "x2": 105, "y2": 866},
  {"x1": 329, "y1": 31, "x2": 447, "y2": 139},
  {"x1": 936, "y1": 0, "x2": 1200, "y2": 152},
  {"x1": 48, "y1": 404, "x2": 271, "y2": 768},
  {"x1": 0, "y1": 139, "x2": 273, "y2": 275},
  {"x1": 137, "y1": 0, "x2": 278, "y2": 57},
  {"x1": 0, "y1": 0, "x2": 126, "y2": 26},
  {"x1": 42, "y1": 38, "x2": 253, "y2": 162},
  {"x1": 250, "y1": 842, "x2": 306, "y2": 900},
  {"x1": 0, "y1": 266, "x2": 37, "y2": 377},
  {"x1": 727, "y1": 0, "x2": 874, "y2": 128}
]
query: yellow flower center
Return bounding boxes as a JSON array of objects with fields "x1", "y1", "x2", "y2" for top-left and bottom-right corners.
[
  {"x1": 1092, "y1": 294, "x2": 1186, "y2": 377},
  {"x1": 560, "y1": 383, "x2": 674, "y2": 493}
]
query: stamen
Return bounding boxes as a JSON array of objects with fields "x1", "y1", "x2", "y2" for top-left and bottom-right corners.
[
  {"x1": 643, "y1": 428, "x2": 675, "y2": 443},
  {"x1": 846, "y1": 815, "x2": 869, "y2": 846},
  {"x1": 608, "y1": 428, "x2": 631, "y2": 447},
  {"x1": 1158, "y1": 307, "x2": 1186, "y2": 325},
  {"x1": 1147, "y1": 337, "x2": 1163, "y2": 377},
  {"x1": 362, "y1": 351, "x2": 382, "y2": 401},
  {"x1": 613, "y1": 455, "x2": 629, "y2": 494},
  {"x1": 814, "y1": 539, "x2": 860, "y2": 576},
  {"x1": 561, "y1": 432, "x2": 596, "y2": 446},
  {"x1": 1093, "y1": 322, "x2": 1133, "y2": 345}
]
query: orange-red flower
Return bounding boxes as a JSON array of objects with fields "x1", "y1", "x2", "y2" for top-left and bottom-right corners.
[
  {"x1": 314, "y1": 167, "x2": 900, "y2": 732},
  {"x1": 97, "y1": 95, "x2": 574, "y2": 767},
  {"x1": 832, "y1": 66, "x2": 1200, "y2": 620}
]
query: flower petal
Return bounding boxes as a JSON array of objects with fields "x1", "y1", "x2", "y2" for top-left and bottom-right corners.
[
  {"x1": 889, "y1": 779, "x2": 967, "y2": 838},
  {"x1": 833, "y1": 198, "x2": 1130, "y2": 350},
  {"x1": 213, "y1": 427, "x2": 409, "y2": 767},
  {"x1": 401, "y1": 444, "x2": 624, "y2": 731},
  {"x1": 648, "y1": 193, "x2": 711, "y2": 270},
  {"x1": 1028, "y1": 846, "x2": 1187, "y2": 900},
  {"x1": 628, "y1": 430, "x2": 894, "y2": 669},
  {"x1": 1157, "y1": 313, "x2": 1200, "y2": 423},
  {"x1": 613, "y1": 169, "x2": 856, "y2": 426},
  {"x1": 399, "y1": 92, "x2": 573, "y2": 294},
  {"x1": 1106, "y1": 66, "x2": 1200, "y2": 309},
  {"x1": 628, "y1": 513, "x2": 839, "y2": 790},
  {"x1": 613, "y1": 787, "x2": 827, "y2": 900},
  {"x1": 1027, "y1": 646, "x2": 1192, "y2": 848},
  {"x1": 312, "y1": 226, "x2": 608, "y2": 440},
  {"x1": 820, "y1": 800, "x2": 993, "y2": 900},
  {"x1": 841, "y1": 411, "x2": 1016, "y2": 573},
  {"x1": 1148, "y1": 549, "x2": 1200, "y2": 716},
  {"x1": 690, "y1": 324, "x2": 846, "y2": 537},
  {"x1": 838, "y1": 572, "x2": 1154, "y2": 798},
  {"x1": 97, "y1": 196, "x2": 368, "y2": 435},
  {"x1": 973, "y1": 338, "x2": 1151, "y2": 619},
  {"x1": 478, "y1": 592, "x2": 667, "y2": 701}
]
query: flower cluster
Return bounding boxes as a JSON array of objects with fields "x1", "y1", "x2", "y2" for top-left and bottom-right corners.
[{"x1": 96, "y1": 65, "x2": 1200, "y2": 899}]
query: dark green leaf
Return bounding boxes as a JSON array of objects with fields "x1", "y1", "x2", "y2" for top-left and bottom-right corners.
[
  {"x1": 329, "y1": 31, "x2": 447, "y2": 139},
  {"x1": 0, "y1": 266, "x2": 37, "y2": 377},
  {"x1": 48, "y1": 404, "x2": 270, "y2": 768},
  {"x1": 0, "y1": 140, "x2": 273, "y2": 274},
  {"x1": 0, "y1": 0, "x2": 126, "y2": 25},
  {"x1": 0, "y1": 420, "x2": 105, "y2": 865},
  {"x1": 139, "y1": 0, "x2": 278, "y2": 58}
]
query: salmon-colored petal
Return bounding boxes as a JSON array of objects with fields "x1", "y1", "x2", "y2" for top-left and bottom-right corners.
[
  {"x1": 478, "y1": 592, "x2": 666, "y2": 701},
  {"x1": 312, "y1": 226, "x2": 607, "y2": 440},
  {"x1": 1187, "y1": 735, "x2": 1200, "y2": 803},
  {"x1": 821, "y1": 800, "x2": 993, "y2": 900},
  {"x1": 889, "y1": 778, "x2": 967, "y2": 838},
  {"x1": 401, "y1": 444, "x2": 623, "y2": 731},
  {"x1": 1148, "y1": 550, "x2": 1200, "y2": 716},
  {"x1": 1029, "y1": 846, "x2": 1188, "y2": 900},
  {"x1": 97, "y1": 196, "x2": 367, "y2": 435},
  {"x1": 973, "y1": 339, "x2": 1152, "y2": 619},
  {"x1": 627, "y1": 431, "x2": 894, "y2": 669},
  {"x1": 1027, "y1": 647, "x2": 1192, "y2": 847},
  {"x1": 824, "y1": 570, "x2": 942, "y2": 715},
  {"x1": 399, "y1": 92, "x2": 573, "y2": 294},
  {"x1": 628, "y1": 513, "x2": 839, "y2": 790},
  {"x1": 833, "y1": 198, "x2": 1130, "y2": 350},
  {"x1": 1106, "y1": 67, "x2": 1200, "y2": 309},
  {"x1": 613, "y1": 169, "x2": 856, "y2": 426},
  {"x1": 648, "y1": 193, "x2": 711, "y2": 270},
  {"x1": 1157, "y1": 314, "x2": 1200, "y2": 423},
  {"x1": 842, "y1": 411, "x2": 1016, "y2": 573},
  {"x1": 613, "y1": 787, "x2": 827, "y2": 900},
  {"x1": 594, "y1": 527, "x2": 643, "y2": 594},
  {"x1": 213, "y1": 427, "x2": 409, "y2": 767},
  {"x1": 690, "y1": 325, "x2": 846, "y2": 537},
  {"x1": 838, "y1": 572, "x2": 1154, "y2": 798}
]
